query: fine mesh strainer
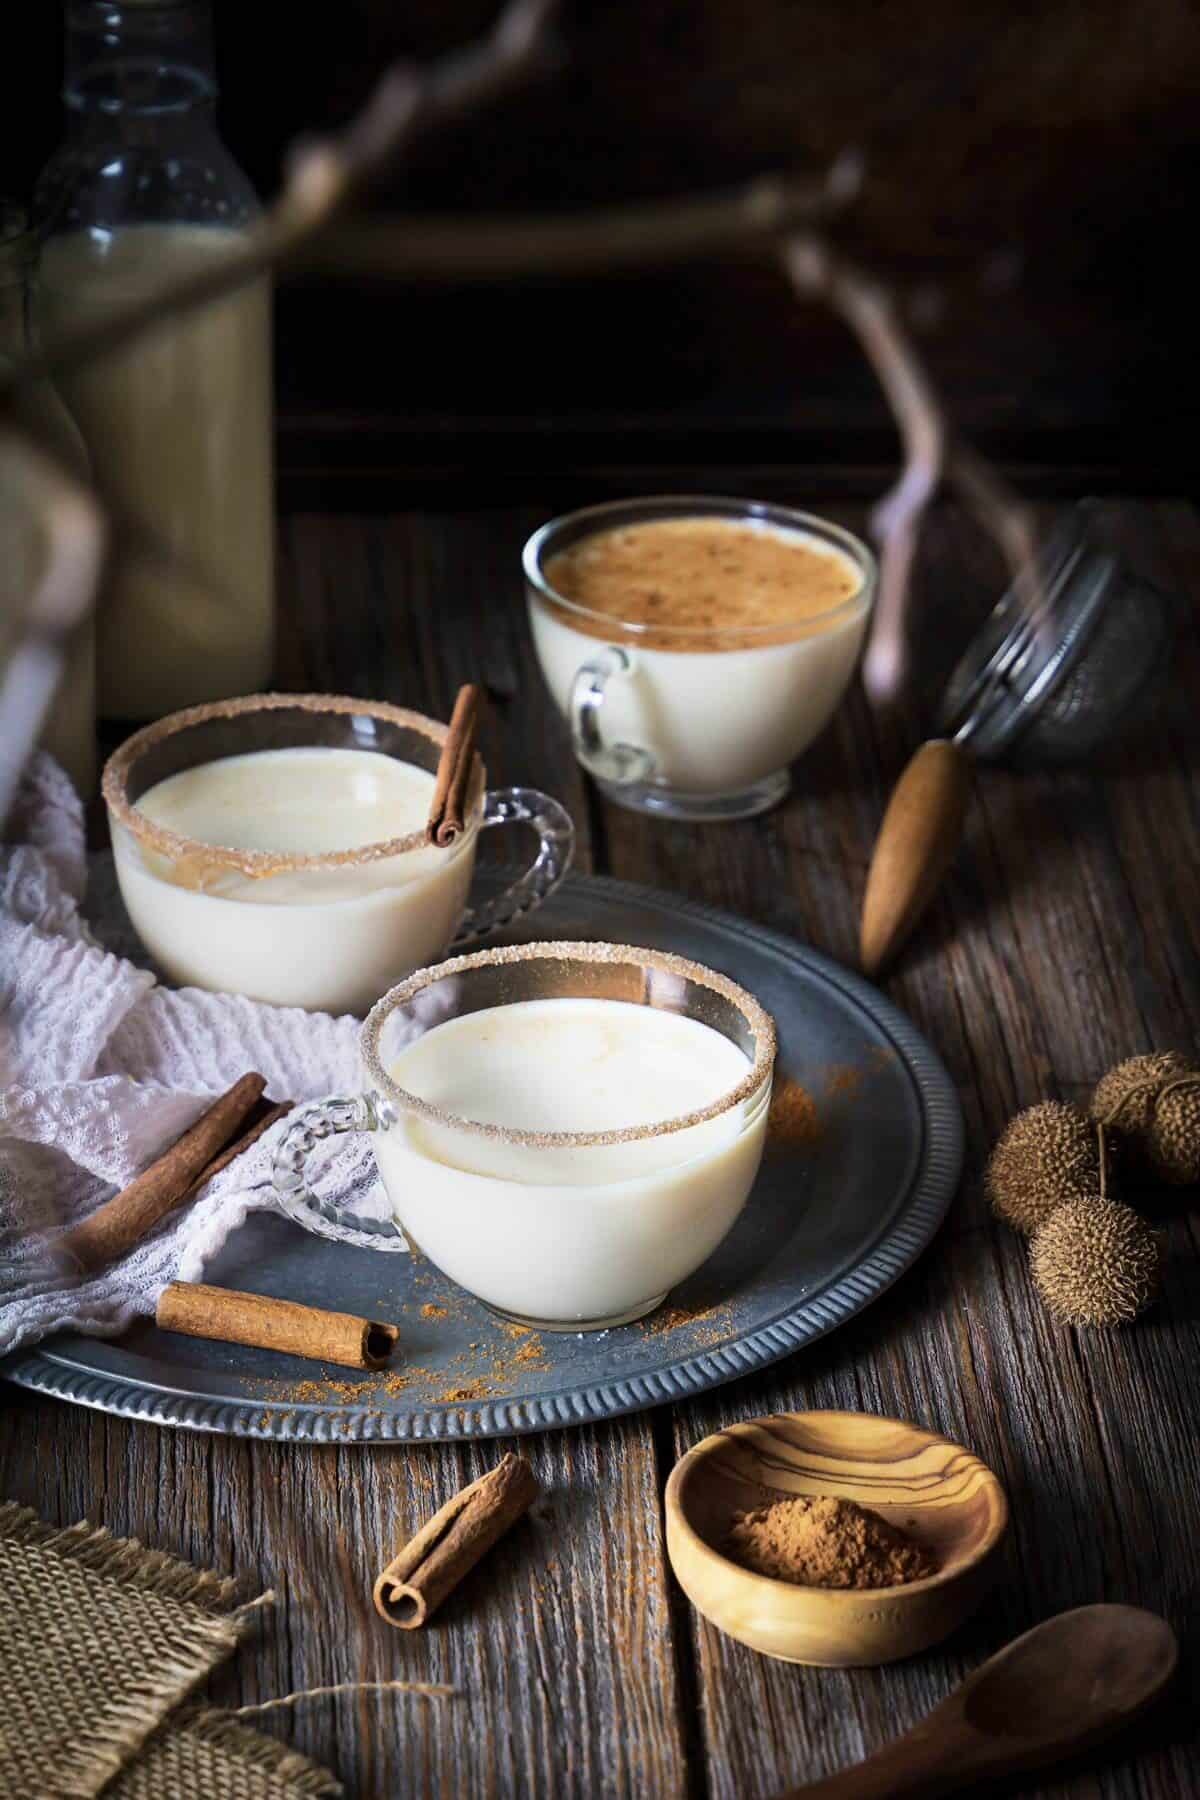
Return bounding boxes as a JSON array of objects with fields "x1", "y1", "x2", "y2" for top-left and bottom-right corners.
[{"x1": 860, "y1": 502, "x2": 1178, "y2": 973}]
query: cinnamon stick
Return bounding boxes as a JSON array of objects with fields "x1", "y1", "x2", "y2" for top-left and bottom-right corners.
[
  {"x1": 373, "y1": 1452, "x2": 539, "y2": 1629},
  {"x1": 426, "y1": 682, "x2": 483, "y2": 847},
  {"x1": 61, "y1": 1072, "x2": 266, "y2": 1271},
  {"x1": 176, "y1": 1095, "x2": 294, "y2": 1206},
  {"x1": 156, "y1": 1281, "x2": 400, "y2": 1369}
]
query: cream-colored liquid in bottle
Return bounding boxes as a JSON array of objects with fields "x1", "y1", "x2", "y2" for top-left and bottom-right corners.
[{"x1": 40, "y1": 226, "x2": 273, "y2": 720}]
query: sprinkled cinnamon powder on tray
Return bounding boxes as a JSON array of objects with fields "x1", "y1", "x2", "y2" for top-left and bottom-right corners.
[
  {"x1": 766, "y1": 1077, "x2": 822, "y2": 1150},
  {"x1": 253, "y1": 1315, "x2": 551, "y2": 1408},
  {"x1": 638, "y1": 1299, "x2": 734, "y2": 1347},
  {"x1": 439, "y1": 1380, "x2": 496, "y2": 1403}
]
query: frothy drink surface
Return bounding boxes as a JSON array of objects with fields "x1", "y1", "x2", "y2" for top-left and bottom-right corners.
[
  {"x1": 390, "y1": 997, "x2": 748, "y2": 1137},
  {"x1": 135, "y1": 747, "x2": 435, "y2": 857},
  {"x1": 544, "y1": 516, "x2": 861, "y2": 648},
  {"x1": 385, "y1": 996, "x2": 753, "y2": 1189}
]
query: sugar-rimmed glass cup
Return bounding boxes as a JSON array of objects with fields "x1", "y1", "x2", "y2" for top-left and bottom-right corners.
[
  {"x1": 103, "y1": 693, "x2": 574, "y2": 1015},
  {"x1": 524, "y1": 495, "x2": 877, "y2": 821},
  {"x1": 272, "y1": 940, "x2": 776, "y2": 1330}
]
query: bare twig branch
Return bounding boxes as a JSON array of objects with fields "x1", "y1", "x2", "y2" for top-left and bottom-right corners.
[
  {"x1": 0, "y1": 0, "x2": 1038, "y2": 755},
  {"x1": 298, "y1": 156, "x2": 863, "y2": 281},
  {"x1": 782, "y1": 233, "x2": 1041, "y2": 704},
  {"x1": 0, "y1": 0, "x2": 564, "y2": 404},
  {"x1": 784, "y1": 234, "x2": 946, "y2": 703},
  {"x1": 0, "y1": 0, "x2": 563, "y2": 820}
]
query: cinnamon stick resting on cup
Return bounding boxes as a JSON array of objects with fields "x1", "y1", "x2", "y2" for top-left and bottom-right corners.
[
  {"x1": 156, "y1": 1281, "x2": 399, "y2": 1370},
  {"x1": 374, "y1": 1453, "x2": 539, "y2": 1629},
  {"x1": 426, "y1": 682, "x2": 482, "y2": 847},
  {"x1": 61, "y1": 1073, "x2": 278, "y2": 1271}
]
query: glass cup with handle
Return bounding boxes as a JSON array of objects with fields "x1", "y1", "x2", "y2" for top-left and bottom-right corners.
[
  {"x1": 271, "y1": 940, "x2": 776, "y2": 1330},
  {"x1": 524, "y1": 495, "x2": 877, "y2": 822},
  {"x1": 103, "y1": 692, "x2": 574, "y2": 1015}
]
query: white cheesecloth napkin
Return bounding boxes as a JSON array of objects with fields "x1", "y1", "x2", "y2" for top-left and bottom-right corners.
[{"x1": 0, "y1": 752, "x2": 384, "y2": 1357}]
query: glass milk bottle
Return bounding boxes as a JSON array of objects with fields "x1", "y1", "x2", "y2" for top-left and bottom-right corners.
[
  {"x1": 0, "y1": 202, "x2": 96, "y2": 793},
  {"x1": 34, "y1": 0, "x2": 274, "y2": 720}
]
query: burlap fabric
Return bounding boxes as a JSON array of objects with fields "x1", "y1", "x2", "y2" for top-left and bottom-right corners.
[
  {"x1": 0, "y1": 1504, "x2": 339, "y2": 1800},
  {"x1": 108, "y1": 1709, "x2": 338, "y2": 1799}
]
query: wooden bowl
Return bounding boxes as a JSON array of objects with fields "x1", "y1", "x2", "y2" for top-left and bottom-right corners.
[{"x1": 665, "y1": 1410, "x2": 1008, "y2": 1666}]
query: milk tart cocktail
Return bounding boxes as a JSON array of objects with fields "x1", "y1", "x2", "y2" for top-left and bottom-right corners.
[
  {"x1": 526, "y1": 498, "x2": 875, "y2": 820},
  {"x1": 103, "y1": 695, "x2": 572, "y2": 1015},
  {"x1": 272, "y1": 942, "x2": 775, "y2": 1328}
]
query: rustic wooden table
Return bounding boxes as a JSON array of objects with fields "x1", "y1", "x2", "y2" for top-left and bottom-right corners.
[{"x1": 3, "y1": 495, "x2": 1197, "y2": 1799}]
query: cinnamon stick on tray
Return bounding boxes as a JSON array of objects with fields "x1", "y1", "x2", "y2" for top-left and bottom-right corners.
[
  {"x1": 373, "y1": 1453, "x2": 539, "y2": 1630},
  {"x1": 61, "y1": 1072, "x2": 267, "y2": 1272},
  {"x1": 426, "y1": 682, "x2": 483, "y2": 847},
  {"x1": 156, "y1": 1281, "x2": 400, "y2": 1370}
]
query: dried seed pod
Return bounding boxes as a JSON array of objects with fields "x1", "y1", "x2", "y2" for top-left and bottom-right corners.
[
  {"x1": 1145, "y1": 1081, "x2": 1200, "y2": 1185},
  {"x1": 985, "y1": 1101, "x2": 1101, "y2": 1235},
  {"x1": 1091, "y1": 1053, "x2": 1200, "y2": 1185},
  {"x1": 1091, "y1": 1052, "x2": 1192, "y2": 1134},
  {"x1": 1030, "y1": 1196, "x2": 1161, "y2": 1327}
]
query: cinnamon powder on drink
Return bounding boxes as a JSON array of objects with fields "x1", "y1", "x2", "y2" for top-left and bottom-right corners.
[{"x1": 726, "y1": 1494, "x2": 934, "y2": 1588}]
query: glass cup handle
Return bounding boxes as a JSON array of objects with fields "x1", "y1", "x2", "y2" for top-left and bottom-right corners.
[
  {"x1": 570, "y1": 646, "x2": 655, "y2": 785},
  {"x1": 272, "y1": 1092, "x2": 409, "y2": 1252},
  {"x1": 452, "y1": 786, "x2": 575, "y2": 945}
]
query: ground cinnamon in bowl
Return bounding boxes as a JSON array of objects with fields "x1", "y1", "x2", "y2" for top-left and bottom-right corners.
[{"x1": 726, "y1": 1494, "x2": 934, "y2": 1589}]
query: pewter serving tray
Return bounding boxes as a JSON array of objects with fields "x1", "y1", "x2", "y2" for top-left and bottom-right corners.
[{"x1": 3, "y1": 874, "x2": 962, "y2": 1441}]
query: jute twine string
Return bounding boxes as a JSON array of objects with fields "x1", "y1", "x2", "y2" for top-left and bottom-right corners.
[{"x1": 235, "y1": 1679, "x2": 456, "y2": 1716}]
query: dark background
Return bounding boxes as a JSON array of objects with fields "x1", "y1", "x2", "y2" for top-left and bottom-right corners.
[{"x1": 11, "y1": 1, "x2": 1200, "y2": 498}]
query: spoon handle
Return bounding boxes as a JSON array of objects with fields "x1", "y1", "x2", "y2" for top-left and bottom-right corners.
[
  {"x1": 774, "y1": 1712, "x2": 984, "y2": 1800},
  {"x1": 859, "y1": 738, "x2": 972, "y2": 976}
]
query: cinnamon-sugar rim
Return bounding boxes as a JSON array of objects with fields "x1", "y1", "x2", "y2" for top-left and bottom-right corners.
[
  {"x1": 523, "y1": 495, "x2": 877, "y2": 641},
  {"x1": 361, "y1": 939, "x2": 776, "y2": 1149},
  {"x1": 102, "y1": 692, "x2": 486, "y2": 877}
]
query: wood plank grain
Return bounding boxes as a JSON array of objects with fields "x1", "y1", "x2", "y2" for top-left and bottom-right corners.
[
  {"x1": 0, "y1": 1399, "x2": 690, "y2": 1797},
  {"x1": 0, "y1": 509, "x2": 687, "y2": 1799},
  {"x1": 594, "y1": 498, "x2": 1200, "y2": 1798},
  {"x1": 5, "y1": 496, "x2": 1198, "y2": 1798}
]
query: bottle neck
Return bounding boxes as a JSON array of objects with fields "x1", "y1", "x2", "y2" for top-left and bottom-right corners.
[{"x1": 63, "y1": 0, "x2": 216, "y2": 120}]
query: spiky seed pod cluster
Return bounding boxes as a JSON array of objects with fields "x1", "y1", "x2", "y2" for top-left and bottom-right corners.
[
  {"x1": 1090, "y1": 1052, "x2": 1200, "y2": 1186},
  {"x1": 989, "y1": 1050, "x2": 1196, "y2": 1328},
  {"x1": 1029, "y1": 1196, "x2": 1162, "y2": 1327},
  {"x1": 985, "y1": 1101, "x2": 1101, "y2": 1235}
]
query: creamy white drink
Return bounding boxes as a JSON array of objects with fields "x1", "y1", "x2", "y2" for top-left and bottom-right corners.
[
  {"x1": 40, "y1": 226, "x2": 273, "y2": 719},
  {"x1": 529, "y1": 512, "x2": 871, "y2": 803},
  {"x1": 112, "y1": 746, "x2": 476, "y2": 1014},
  {"x1": 374, "y1": 996, "x2": 769, "y2": 1324}
]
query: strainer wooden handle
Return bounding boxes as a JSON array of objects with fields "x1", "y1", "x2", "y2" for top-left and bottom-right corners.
[{"x1": 860, "y1": 740, "x2": 972, "y2": 976}]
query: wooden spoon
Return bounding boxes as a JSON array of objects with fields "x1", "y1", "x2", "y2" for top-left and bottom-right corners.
[{"x1": 777, "y1": 1604, "x2": 1177, "y2": 1799}]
